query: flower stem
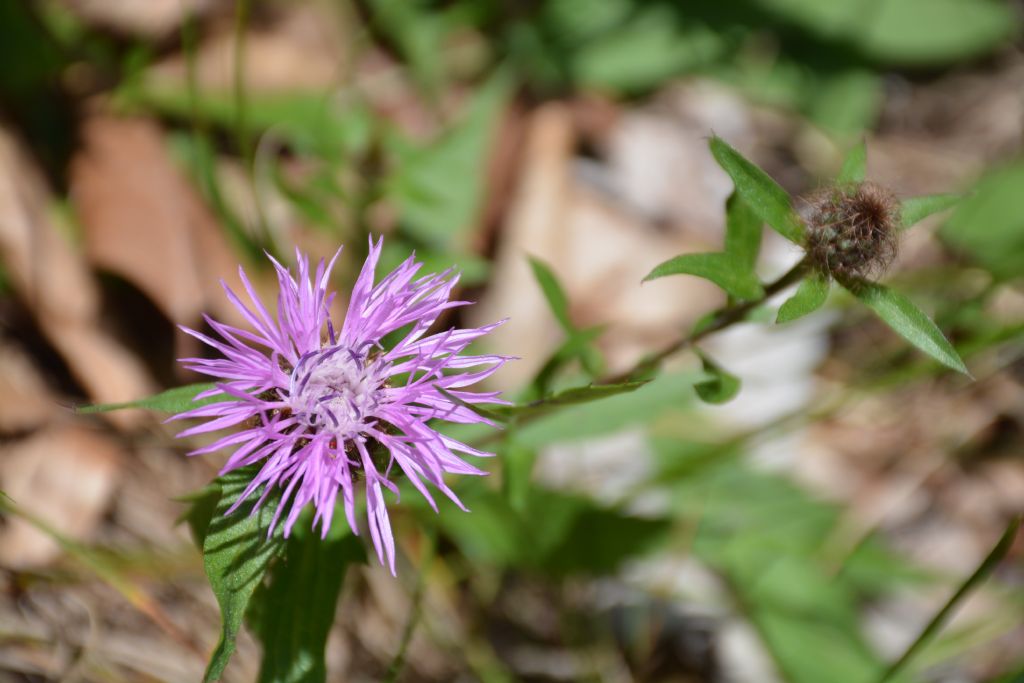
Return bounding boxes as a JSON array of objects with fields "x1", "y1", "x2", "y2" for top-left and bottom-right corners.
[{"x1": 604, "y1": 257, "x2": 809, "y2": 384}]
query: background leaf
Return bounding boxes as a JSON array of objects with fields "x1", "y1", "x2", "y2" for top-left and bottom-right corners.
[
  {"x1": 900, "y1": 193, "x2": 961, "y2": 230},
  {"x1": 850, "y1": 282, "x2": 969, "y2": 375},
  {"x1": 710, "y1": 136, "x2": 805, "y2": 244},
  {"x1": 529, "y1": 256, "x2": 573, "y2": 332},
  {"x1": 202, "y1": 468, "x2": 285, "y2": 682},
  {"x1": 694, "y1": 351, "x2": 741, "y2": 404},
  {"x1": 940, "y1": 161, "x2": 1024, "y2": 280},
  {"x1": 777, "y1": 274, "x2": 830, "y2": 323},
  {"x1": 643, "y1": 252, "x2": 764, "y2": 300},
  {"x1": 386, "y1": 73, "x2": 508, "y2": 249}
]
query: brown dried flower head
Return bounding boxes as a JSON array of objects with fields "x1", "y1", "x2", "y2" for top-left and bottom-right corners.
[{"x1": 805, "y1": 181, "x2": 899, "y2": 282}]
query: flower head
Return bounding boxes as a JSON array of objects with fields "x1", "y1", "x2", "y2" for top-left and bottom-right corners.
[
  {"x1": 174, "y1": 238, "x2": 509, "y2": 572},
  {"x1": 805, "y1": 181, "x2": 899, "y2": 282}
]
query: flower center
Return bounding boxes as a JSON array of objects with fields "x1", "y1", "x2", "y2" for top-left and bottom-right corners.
[{"x1": 288, "y1": 346, "x2": 386, "y2": 434}]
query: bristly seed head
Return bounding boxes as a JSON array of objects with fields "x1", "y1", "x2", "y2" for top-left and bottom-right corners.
[{"x1": 805, "y1": 181, "x2": 899, "y2": 283}]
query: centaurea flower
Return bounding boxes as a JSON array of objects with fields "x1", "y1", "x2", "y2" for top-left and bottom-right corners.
[{"x1": 174, "y1": 238, "x2": 509, "y2": 572}]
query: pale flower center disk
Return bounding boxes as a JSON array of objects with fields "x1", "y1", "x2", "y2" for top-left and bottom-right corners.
[{"x1": 289, "y1": 346, "x2": 386, "y2": 434}]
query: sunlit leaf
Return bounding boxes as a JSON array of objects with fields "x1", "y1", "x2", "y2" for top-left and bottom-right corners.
[
  {"x1": 77, "y1": 383, "x2": 221, "y2": 414},
  {"x1": 202, "y1": 468, "x2": 285, "y2": 682},
  {"x1": 900, "y1": 193, "x2": 961, "y2": 231},
  {"x1": 777, "y1": 273, "x2": 830, "y2": 323},
  {"x1": 710, "y1": 136, "x2": 805, "y2": 244},
  {"x1": 643, "y1": 252, "x2": 764, "y2": 300},
  {"x1": 849, "y1": 282, "x2": 969, "y2": 375}
]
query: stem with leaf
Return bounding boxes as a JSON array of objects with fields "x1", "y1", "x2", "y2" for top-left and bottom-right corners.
[{"x1": 608, "y1": 257, "x2": 808, "y2": 384}]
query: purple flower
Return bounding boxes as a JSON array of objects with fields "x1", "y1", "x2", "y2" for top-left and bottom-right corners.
[{"x1": 174, "y1": 238, "x2": 509, "y2": 572}]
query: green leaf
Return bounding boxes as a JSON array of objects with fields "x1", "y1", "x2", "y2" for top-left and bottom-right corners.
[
  {"x1": 693, "y1": 351, "x2": 741, "y2": 404},
  {"x1": 387, "y1": 73, "x2": 508, "y2": 248},
  {"x1": 643, "y1": 252, "x2": 764, "y2": 301},
  {"x1": 838, "y1": 140, "x2": 867, "y2": 184},
  {"x1": 941, "y1": 161, "x2": 1024, "y2": 280},
  {"x1": 362, "y1": 0, "x2": 447, "y2": 96},
  {"x1": 751, "y1": 0, "x2": 1015, "y2": 65},
  {"x1": 777, "y1": 273, "x2": 830, "y2": 323},
  {"x1": 77, "y1": 382, "x2": 221, "y2": 414},
  {"x1": 849, "y1": 282, "x2": 969, "y2": 375},
  {"x1": 516, "y1": 370, "x2": 706, "y2": 448},
  {"x1": 249, "y1": 524, "x2": 364, "y2": 683},
  {"x1": 710, "y1": 136, "x2": 805, "y2": 244},
  {"x1": 862, "y1": 0, "x2": 1015, "y2": 65},
  {"x1": 528, "y1": 325, "x2": 605, "y2": 398},
  {"x1": 202, "y1": 468, "x2": 285, "y2": 682},
  {"x1": 724, "y1": 192, "x2": 762, "y2": 270},
  {"x1": 528, "y1": 256, "x2": 573, "y2": 332},
  {"x1": 434, "y1": 482, "x2": 669, "y2": 577},
  {"x1": 569, "y1": 4, "x2": 724, "y2": 92},
  {"x1": 900, "y1": 193, "x2": 961, "y2": 231},
  {"x1": 177, "y1": 483, "x2": 223, "y2": 550}
]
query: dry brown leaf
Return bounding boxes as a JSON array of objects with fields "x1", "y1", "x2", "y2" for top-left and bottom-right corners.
[
  {"x1": 71, "y1": 116, "x2": 247, "y2": 329},
  {"x1": 0, "y1": 425, "x2": 123, "y2": 568},
  {"x1": 146, "y1": 4, "x2": 348, "y2": 94},
  {"x1": 0, "y1": 126, "x2": 99, "y2": 323},
  {"x1": 0, "y1": 343, "x2": 57, "y2": 433},
  {"x1": 58, "y1": 0, "x2": 225, "y2": 39},
  {"x1": 0, "y1": 123, "x2": 154, "y2": 424}
]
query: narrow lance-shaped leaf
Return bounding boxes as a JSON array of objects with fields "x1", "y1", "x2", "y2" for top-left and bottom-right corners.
[
  {"x1": 248, "y1": 524, "x2": 364, "y2": 683},
  {"x1": 900, "y1": 193, "x2": 961, "y2": 231},
  {"x1": 77, "y1": 382, "x2": 220, "y2": 414},
  {"x1": 202, "y1": 468, "x2": 286, "y2": 682},
  {"x1": 644, "y1": 252, "x2": 764, "y2": 301},
  {"x1": 528, "y1": 255, "x2": 573, "y2": 332},
  {"x1": 710, "y1": 136, "x2": 805, "y2": 244},
  {"x1": 777, "y1": 273, "x2": 830, "y2": 324},
  {"x1": 849, "y1": 282, "x2": 969, "y2": 376},
  {"x1": 693, "y1": 351, "x2": 741, "y2": 404},
  {"x1": 724, "y1": 192, "x2": 762, "y2": 270},
  {"x1": 837, "y1": 140, "x2": 867, "y2": 184}
]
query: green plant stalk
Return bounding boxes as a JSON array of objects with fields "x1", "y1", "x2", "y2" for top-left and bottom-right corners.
[
  {"x1": 878, "y1": 516, "x2": 1021, "y2": 683},
  {"x1": 607, "y1": 258, "x2": 809, "y2": 384}
]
